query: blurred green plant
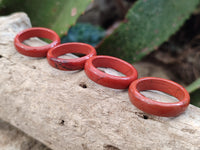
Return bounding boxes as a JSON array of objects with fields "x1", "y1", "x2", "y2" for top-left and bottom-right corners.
[
  {"x1": 0, "y1": 0, "x2": 92, "y2": 36},
  {"x1": 61, "y1": 23, "x2": 105, "y2": 47},
  {"x1": 186, "y1": 78, "x2": 200, "y2": 93},
  {"x1": 190, "y1": 90, "x2": 200, "y2": 107},
  {"x1": 186, "y1": 78, "x2": 200, "y2": 107},
  {"x1": 97, "y1": 0, "x2": 200, "y2": 62}
]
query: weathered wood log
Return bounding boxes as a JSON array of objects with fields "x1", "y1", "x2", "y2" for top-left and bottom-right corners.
[
  {"x1": 1, "y1": 13, "x2": 200, "y2": 150},
  {"x1": 0, "y1": 119, "x2": 51, "y2": 150}
]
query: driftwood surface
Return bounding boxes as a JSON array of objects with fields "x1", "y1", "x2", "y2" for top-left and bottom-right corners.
[
  {"x1": 1, "y1": 13, "x2": 200, "y2": 150},
  {"x1": 0, "y1": 119, "x2": 51, "y2": 150}
]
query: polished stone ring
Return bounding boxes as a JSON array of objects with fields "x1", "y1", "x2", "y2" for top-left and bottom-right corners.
[
  {"x1": 14, "y1": 27, "x2": 60, "y2": 57},
  {"x1": 84, "y1": 55, "x2": 138, "y2": 89},
  {"x1": 128, "y1": 77, "x2": 190, "y2": 117},
  {"x1": 47, "y1": 42, "x2": 96, "y2": 71}
]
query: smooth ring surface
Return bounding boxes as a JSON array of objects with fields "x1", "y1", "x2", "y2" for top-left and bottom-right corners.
[
  {"x1": 128, "y1": 77, "x2": 190, "y2": 117},
  {"x1": 14, "y1": 27, "x2": 60, "y2": 57},
  {"x1": 47, "y1": 42, "x2": 96, "y2": 71},
  {"x1": 84, "y1": 55, "x2": 138, "y2": 89}
]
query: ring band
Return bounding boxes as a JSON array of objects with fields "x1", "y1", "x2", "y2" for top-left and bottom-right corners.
[
  {"x1": 47, "y1": 42, "x2": 96, "y2": 71},
  {"x1": 84, "y1": 55, "x2": 138, "y2": 89},
  {"x1": 128, "y1": 77, "x2": 190, "y2": 117},
  {"x1": 14, "y1": 27, "x2": 60, "y2": 57}
]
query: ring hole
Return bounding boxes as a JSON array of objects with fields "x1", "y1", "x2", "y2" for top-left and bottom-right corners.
[
  {"x1": 97, "y1": 67, "x2": 126, "y2": 77},
  {"x1": 58, "y1": 53, "x2": 86, "y2": 59},
  {"x1": 0, "y1": 55, "x2": 2, "y2": 58},
  {"x1": 140, "y1": 90, "x2": 179, "y2": 103},
  {"x1": 39, "y1": 38, "x2": 53, "y2": 44},
  {"x1": 23, "y1": 37, "x2": 52, "y2": 47},
  {"x1": 92, "y1": 57, "x2": 134, "y2": 77},
  {"x1": 79, "y1": 83, "x2": 87, "y2": 88}
]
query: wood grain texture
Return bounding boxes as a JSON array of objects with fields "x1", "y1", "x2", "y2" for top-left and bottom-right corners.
[
  {"x1": 0, "y1": 13, "x2": 200, "y2": 150},
  {"x1": 0, "y1": 119, "x2": 51, "y2": 150}
]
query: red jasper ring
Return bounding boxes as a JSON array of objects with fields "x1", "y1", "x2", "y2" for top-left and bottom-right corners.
[
  {"x1": 128, "y1": 77, "x2": 190, "y2": 117},
  {"x1": 84, "y1": 55, "x2": 138, "y2": 89},
  {"x1": 14, "y1": 27, "x2": 60, "y2": 57},
  {"x1": 47, "y1": 42, "x2": 96, "y2": 71}
]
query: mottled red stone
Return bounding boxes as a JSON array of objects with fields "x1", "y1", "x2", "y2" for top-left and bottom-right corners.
[
  {"x1": 128, "y1": 77, "x2": 190, "y2": 117},
  {"x1": 47, "y1": 42, "x2": 96, "y2": 71},
  {"x1": 14, "y1": 27, "x2": 60, "y2": 57},
  {"x1": 84, "y1": 55, "x2": 138, "y2": 89}
]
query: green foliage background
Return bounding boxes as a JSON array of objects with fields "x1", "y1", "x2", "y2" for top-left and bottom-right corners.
[
  {"x1": 98, "y1": 0, "x2": 199, "y2": 62},
  {"x1": 0, "y1": 0, "x2": 92, "y2": 36}
]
